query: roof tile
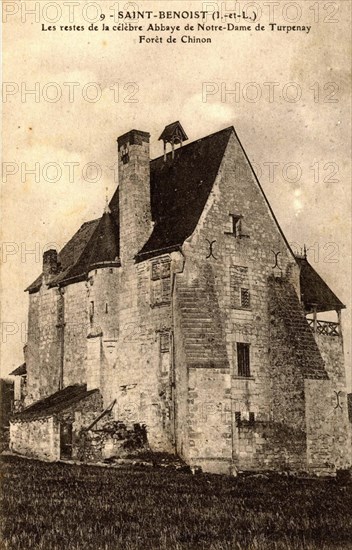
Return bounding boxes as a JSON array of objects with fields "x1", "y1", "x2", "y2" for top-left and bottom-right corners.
[
  {"x1": 297, "y1": 257, "x2": 345, "y2": 313},
  {"x1": 26, "y1": 127, "x2": 233, "y2": 290},
  {"x1": 12, "y1": 384, "x2": 99, "y2": 421}
]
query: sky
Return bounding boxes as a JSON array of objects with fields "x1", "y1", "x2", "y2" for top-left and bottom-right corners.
[{"x1": 1, "y1": 0, "x2": 351, "y2": 389}]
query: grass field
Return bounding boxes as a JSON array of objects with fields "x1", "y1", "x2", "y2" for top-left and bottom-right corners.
[{"x1": 1, "y1": 455, "x2": 351, "y2": 550}]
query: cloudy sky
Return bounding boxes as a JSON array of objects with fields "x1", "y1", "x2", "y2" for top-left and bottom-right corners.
[{"x1": 2, "y1": 1, "x2": 351, "y2": 388}]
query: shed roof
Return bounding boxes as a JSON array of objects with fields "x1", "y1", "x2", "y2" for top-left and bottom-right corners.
[
  {"x1": 297, "y1": 257, "x2": 345, "y2": 313},
  {"x1": 11, "y1": 384, "x2": 99, "y2": 421},
  {"x1": 9, "y1": 363, "x2": 27, "y2": 376}
]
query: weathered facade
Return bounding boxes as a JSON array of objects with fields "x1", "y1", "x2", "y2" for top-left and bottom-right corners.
[{"x1": 10, "y1": 123, "x2": 351, "y2": 474}]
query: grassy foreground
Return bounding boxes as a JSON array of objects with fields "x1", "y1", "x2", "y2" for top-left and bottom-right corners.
[{"x1": 0, "y1": 455, "x2": 351, "y2": 550}]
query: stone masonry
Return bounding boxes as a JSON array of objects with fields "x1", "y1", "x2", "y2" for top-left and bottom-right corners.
[{"x1": 10, "y1": 123, "x2": 351, "y2": 474}]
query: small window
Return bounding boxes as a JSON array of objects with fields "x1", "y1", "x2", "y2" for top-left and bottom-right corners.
[
  {"x1": 249, "y1": 412, "x2": 255, "y2": 425},
  {"x1": 160, "y1": 332, "x2": 170, "y2": 353},
  {"x1": 160, "y1": 332, "x2": 171, "y2": 374},
  {"x1": 240, "y1": 288, "x2": 250, "y2": 309},
  {"x1": 225, "y1": 214, "x2": 242, "y2": 236},
  {"x1": 230, "y1": 266, "x2": 250, "y2": 309},
  {"x1": 105, "y1": 303, "x2": 109, "y2": 314},
  {"x1": 151, "y1": 258, "x2": 171, "y2": 281},
  {"x1": 237, "y1": 343, "x2": 250, "y2": 377},
  {"x1": 89, "y1": 301, "x2": 94, "y2": 324},
  {"x1": 232, "y1": 216, "x2": 241, "y2": 237},
  {"x1": 121, "y1": 145, "x2": 129, "y2": 164},
  {"x1": 152, "y1": 278, "x2": 171, "y2": 306},
  {"x1": 151, "y1": 258, "x2": 171, "y2": 306},
  {"x1": 57, "y1": 299, "x2": 64, "y2": 325},
  {"x1": 235, "y1": 412, "x2": 241, "y2": 427}
]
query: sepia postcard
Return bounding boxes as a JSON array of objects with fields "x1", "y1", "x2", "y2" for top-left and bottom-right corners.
[{"x1": 1, "y1": 1, "x2": 351, "y2": 549}]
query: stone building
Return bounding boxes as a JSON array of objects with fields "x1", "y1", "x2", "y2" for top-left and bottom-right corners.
[{"x1": 10, "y1": 122, "x2": 351, "y2": 474}]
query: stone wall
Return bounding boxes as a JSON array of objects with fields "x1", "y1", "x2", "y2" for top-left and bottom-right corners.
[
  {"x1": 85, "y1": 267, "x2": 120, "y2": 402},
  {"x1": 26, "y1": 286, "x2": 61, "y2": 404},
  {"x1": 10, "y1": 390, "x2": 102, "y2": 462},
  {"x1": 62, "y1": 281, "x2": 88, "y2": 388},
  {"x1": 25, "y1": 279, "x2": 89, "y2": 405},
  {"x1": 24, "y1": 252, "x2": 177, "y2": 455},
  {"x1": 172, "y1": 131, "x2": 304, "y2": 472},
  {"x1": 25, "y1": 268, "x2": 121, "y2": 407},
  {"x1": 21, "y1": 127, "x2": 350, "y2": 474},
  {"x1": 305, "y1": 333, "x2": 351, "y2": 471},
  {"x1": 111, "y1": 257, "x2": 175, "y2": 452},
  {"x1": 170, "y1": 130, "x2": 349, "y2": 473},
  {"x1": 238, "y1": 420, "x2": 307, "y2": 472},
  {"x1": 187, "y1": 366, "x2": 232, "y2": 474},
  {"x1": 76, "y1": 421, "x2": 148, "y2": 462},
  {"x1": 305, "y1": 379, "x2": 351, "y2": 472},
  {"x1": 10, "y1": 417, "x2": 59, "y2": 461}
]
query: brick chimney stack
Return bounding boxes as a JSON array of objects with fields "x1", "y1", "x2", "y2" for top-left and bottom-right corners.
[
  {"x1": 117, "y1": 129, "x2": 152, "y2": 265},
  {"x1": 43, "y1": 249, "x2": 58, "y2": 282}
]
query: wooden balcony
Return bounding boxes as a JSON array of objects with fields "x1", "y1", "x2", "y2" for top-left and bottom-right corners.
[{"x1": 307, "y1": 319, "x2": 340, "y2": 337}]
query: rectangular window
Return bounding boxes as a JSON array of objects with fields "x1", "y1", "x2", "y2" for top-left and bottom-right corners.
[
  {"x1": 160, "y1": 332, "x2": 170, "y2": 353},
  {"x1": 57, "y1": 297, "x2": 64, "y2": 326},
  {"x1": 159, "y1": 331, "x2": 171, "y2": 374},
  {"x1": 151, "y1": 258, "x2": 171, "y2": 280},
  {"x1": 235, "y1": 412, "x2": 241, "y2": 427},
  {"x1": 225, "y1": 214, "x2": 242, "y2": 236},
  {"x1": 151, "y1": 258, "x2": 171, "y2": 306},
  {"x1": 240, "y1": 288, "x2": 250, "y2": 308},
  {"x1": 230, "y1": 266, "x2": 250, "y2": 309},
  {"x1": 89, "y1": 301, "x2": 94, "y2": 324},
  {"x1": 232, "y1": 216, "x2": 241, "y2": 237},
  {"x1": 237, "y1": 343, "x2": 250, "y2": 377},
  {"x1": 152, "y1": 278, "x2": 171, "y2": 306},
  {"x1": 249, "y1": 412, "x2": 255, "y2": 425}
]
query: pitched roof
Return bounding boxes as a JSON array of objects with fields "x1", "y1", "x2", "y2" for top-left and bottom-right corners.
[
  {"x1": 58, "y1": 211, "x2": 120, "y2": 285},
  {"x1": 26, "y1": 218, "x2": 100, "y2": 293},
  {"x1": 268, "y1": 277, "x2": 328, "y2": 380},
  {"x1": 136, "y1": 126, "x2": 233, "y2": 261},
  {"x1": 11, "y1": 384, "x2": 99, "y2": 421},
  {"x1": 9, "y1": 363, "x2": 27, "y2": 376},
  {"x1": 296, "y1": 257, "x2": 345, "y2": 313},
  {"x1": 158, "y1": 121, "x2": 188, "y2": 143},
  {"x1": 26, "y1": 127, "x2": 233, "y2": 291}
]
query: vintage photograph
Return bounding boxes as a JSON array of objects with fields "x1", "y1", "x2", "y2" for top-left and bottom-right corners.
[{"x1": 1, "y1": 1, "x2": 351, "y2": 549}]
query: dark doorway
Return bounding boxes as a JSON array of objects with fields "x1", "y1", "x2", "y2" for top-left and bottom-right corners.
[{"x1": 60, "y1": 422, "x2": 73, "y2": 459}]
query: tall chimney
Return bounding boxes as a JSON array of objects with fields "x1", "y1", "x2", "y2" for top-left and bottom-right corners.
[
  {"x1": 117, "y1": 129, "x2": 152, "y2": 265},
  {"x1": 43, "y1": 249, "x2": 58, "y2": 282}
]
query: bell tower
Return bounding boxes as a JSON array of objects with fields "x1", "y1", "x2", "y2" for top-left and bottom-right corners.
[{"x1": 159, "y1": 121, "x2": 188, "y2": 160}]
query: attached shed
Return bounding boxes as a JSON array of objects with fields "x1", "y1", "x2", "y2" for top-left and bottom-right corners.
[{"x1": 10, "y1": 385, "x2": 102, "y2": 461}]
